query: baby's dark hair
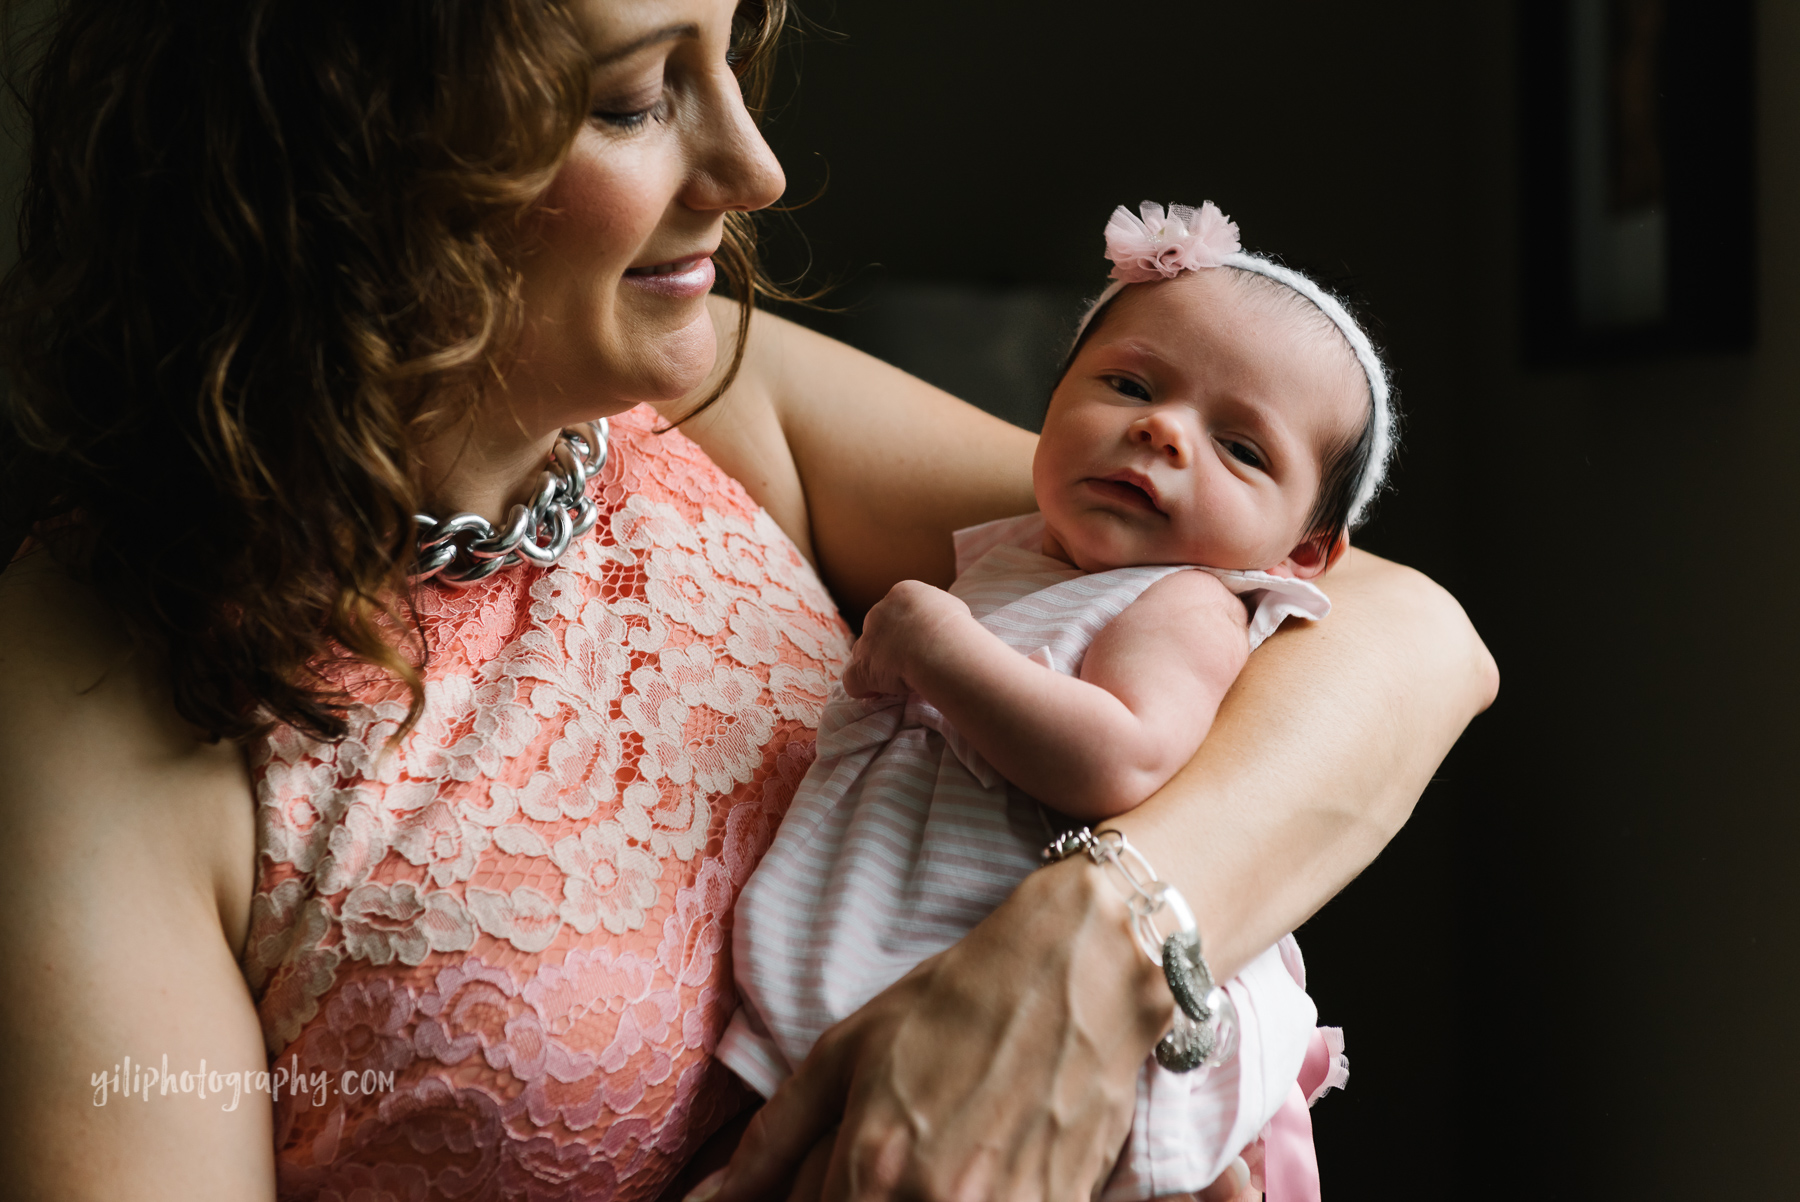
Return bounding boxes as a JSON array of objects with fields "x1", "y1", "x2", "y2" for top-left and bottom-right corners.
[
  {"x1": 1054, "y1": 263, "x2": 1396, "y2": 554},
  {"x1": 1302, "y1": 391, "x2": 1378, "y2": 555}
]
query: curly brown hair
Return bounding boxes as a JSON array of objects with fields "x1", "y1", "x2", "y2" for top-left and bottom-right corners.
[{"x1": 0, "y1": 0, "x2": 791, "y2": 744}]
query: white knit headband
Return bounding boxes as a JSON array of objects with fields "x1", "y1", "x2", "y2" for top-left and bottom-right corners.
[{"x1": 1078, "y1": 201, "x2": 1396, "y2": 528}]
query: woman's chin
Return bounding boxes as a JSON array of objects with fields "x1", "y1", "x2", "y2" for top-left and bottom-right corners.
[
  {"x1": 617, "y1": 307, "x2": 720, "y2": 405},
  {"x1": 660, "y1": 317, "x2": 721, "y2": 401}
]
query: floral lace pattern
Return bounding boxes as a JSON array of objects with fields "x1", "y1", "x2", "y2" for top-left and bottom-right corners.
[{"x1": 249, "y1": 406, "x2": 850, "y2": 1201}]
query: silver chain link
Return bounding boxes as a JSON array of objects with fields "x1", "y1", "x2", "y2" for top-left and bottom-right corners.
[
  {"x1": 411, "y1": 419, "x2": 609, "y2": 588},
  {"x1": 1040, "y1": 824, "x2": 1240, "y2": 1073}
]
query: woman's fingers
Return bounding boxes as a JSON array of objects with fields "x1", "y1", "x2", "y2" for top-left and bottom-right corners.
[
  {"x1": 818, "y1": 1118, "x2": 908, "y2": 1201},
  {"x1": 1193, "y1": 1157, "x2": 1257, "y2": 1202},
  {"x1": 702, "y1": 1050, "x2": 849, "y2": 1202},
  {"x1": 784, "y1": 1134, "x2": 836, "y2": 1202},
  {"x1": 1144, "y1": 1157, "x2": 1258, "y2": 1202},
  {"x1": 681, "y1": 1170, "x2": 726, "y2": 1202}
]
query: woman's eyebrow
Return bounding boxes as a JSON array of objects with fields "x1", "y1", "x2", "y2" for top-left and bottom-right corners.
[{"x1": 593, "y1": 23, "x2": 699, "y2": 67}]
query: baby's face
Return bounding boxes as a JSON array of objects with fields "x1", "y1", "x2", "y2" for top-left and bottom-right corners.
[{"x1": 1034, "y1": 269, "x2": 1367, "y2": 576}]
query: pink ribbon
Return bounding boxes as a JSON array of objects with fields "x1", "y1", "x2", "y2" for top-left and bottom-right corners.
[{"x1": 1259, "y1": 1027, "x2": 1342, "y2": 1202}]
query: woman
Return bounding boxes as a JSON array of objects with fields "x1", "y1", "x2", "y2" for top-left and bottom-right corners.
[{"x1": 0, "y1": 0, "x2": 1496, "y2": 1199}]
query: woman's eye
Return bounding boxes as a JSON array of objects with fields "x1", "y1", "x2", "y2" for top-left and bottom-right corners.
[
  {"x1": 1223, "y1": 441, "x2": 1264, "y2": 470},
  {"x1": 591, "y1": 97, "x2": 665, "y2": 130},
  {"x1": 594, "y1": 109, "x2": 650, "y2": 129},
  {"x1": 1106, "y1": 377, "x2": 1152, "y2": 402}
]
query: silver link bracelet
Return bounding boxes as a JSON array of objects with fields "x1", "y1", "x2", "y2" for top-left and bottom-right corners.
[{"x1": 1040, "y1": 826, "x2": 1240, "y2": 1073}]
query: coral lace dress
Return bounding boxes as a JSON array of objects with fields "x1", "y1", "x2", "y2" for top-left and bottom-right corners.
[{"x1": 245, "y1": 405, "x2": 851, "y2": 1201}]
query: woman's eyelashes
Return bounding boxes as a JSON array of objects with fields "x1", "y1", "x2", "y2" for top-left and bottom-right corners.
[
  {"x1": 592, "y1": 95, "x2": 666, "y2": 129},
  {"x1": 590, "y1": 73, "x2": 673, "y2": 130}
]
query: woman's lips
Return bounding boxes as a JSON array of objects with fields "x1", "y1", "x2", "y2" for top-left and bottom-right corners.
[
  {"x1": 623, "y1": 254, "x2": 715, "y2": 299},
  {"x1": 1086, "y1": 474, "x2": 1163, "y2": 513}
]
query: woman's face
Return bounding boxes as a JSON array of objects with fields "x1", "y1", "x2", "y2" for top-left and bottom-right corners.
[{"x1": 509, "y1": 0, "x2": 784, "y2": 426}]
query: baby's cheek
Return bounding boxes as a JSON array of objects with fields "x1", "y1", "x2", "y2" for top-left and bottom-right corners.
[{"x1": 1177, "y1": 499, "x2": 1282, "y2": 571}]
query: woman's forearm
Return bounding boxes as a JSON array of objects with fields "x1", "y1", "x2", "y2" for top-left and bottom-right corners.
[{"x1": 1108, "y1": 548, "x2": 1498, "y2": 979}]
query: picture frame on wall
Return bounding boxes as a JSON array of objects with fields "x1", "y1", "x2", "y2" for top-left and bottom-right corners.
[{"x1": 1518, "y1": 0, "x2": 1755, "y2": 365}]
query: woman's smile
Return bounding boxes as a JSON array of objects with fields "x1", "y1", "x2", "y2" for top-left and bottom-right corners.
[{"x1": 623, "y1": 252, "x2": 716, "y2": 297}]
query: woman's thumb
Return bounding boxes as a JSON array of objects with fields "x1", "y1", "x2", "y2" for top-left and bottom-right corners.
[{"x1": 690, "y1": 1053, "x2": 845, "y2": 1202}]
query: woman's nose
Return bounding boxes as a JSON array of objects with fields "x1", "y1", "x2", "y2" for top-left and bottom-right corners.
[
  {"x1": 1131, "y1": 410, "x2": 1191, "y2": 466},
  {"x1": 683, "y1": 68, "x2": 786, "y2": 215}
]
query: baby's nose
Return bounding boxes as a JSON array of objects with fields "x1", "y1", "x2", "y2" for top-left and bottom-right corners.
[{"x1": 1132, "y1": 415, "x2": 1189, "y2": 462}]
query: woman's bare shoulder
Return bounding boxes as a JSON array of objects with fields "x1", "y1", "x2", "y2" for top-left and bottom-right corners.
[
  {"x1": 2, "y1": 549, "x2": 163, "y2": 717},
  {"x1": 0, "y1": 549, "x2": 255, "y2": 923},
  {"x1": 1, "y1": 549, "x2": 248, "y2": 787},
  {"x1": 0, "y1": 551, "x2": 272, "y2": 1197}
]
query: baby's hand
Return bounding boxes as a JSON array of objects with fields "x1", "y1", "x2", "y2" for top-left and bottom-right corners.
[{"x1": 842, "y1": 580, "x2": 973, "y2": 699}]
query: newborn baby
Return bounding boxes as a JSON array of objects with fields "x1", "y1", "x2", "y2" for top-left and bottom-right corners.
[{"x1": 720, "y1": 203, "x2": 1392, "y2": 1200}]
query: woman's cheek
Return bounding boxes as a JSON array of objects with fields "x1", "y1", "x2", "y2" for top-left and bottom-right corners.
[{"x1": 541, "y1": 151, "x2": 649, "y2": 265}]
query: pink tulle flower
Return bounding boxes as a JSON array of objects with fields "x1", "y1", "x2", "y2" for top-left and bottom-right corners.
[{"x1": 1103, "y1": 200, "x2": 1241, "y2": 282}]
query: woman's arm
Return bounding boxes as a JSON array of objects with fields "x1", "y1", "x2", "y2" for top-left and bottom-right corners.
[
  {"x1": 700, "y1": 548, "x2": 1496, "y2": 1202},
  {"x1": 0, "y1": 555, "x2": 274, "y2": 1201},
  {"x1": 1111, "y1": 546, "x2": 1498, "y2": 977}
]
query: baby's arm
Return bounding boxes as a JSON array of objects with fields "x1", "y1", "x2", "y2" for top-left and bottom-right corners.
[{"x1": 842, "y1": 572, "x2": 1250, "y2": 819}]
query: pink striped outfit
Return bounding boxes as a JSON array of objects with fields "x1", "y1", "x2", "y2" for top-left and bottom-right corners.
[{"x1": 719, "y1": 513, "x2": 1346, "y2": 1200}]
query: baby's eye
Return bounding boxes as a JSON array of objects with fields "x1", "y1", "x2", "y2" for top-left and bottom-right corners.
[
  {"x1": 1223, "y1": 441, "x2": 1264, "y2": 470},
  {"x1": 1106, "y1": 376, "x2": 1152, "y2": 402}
]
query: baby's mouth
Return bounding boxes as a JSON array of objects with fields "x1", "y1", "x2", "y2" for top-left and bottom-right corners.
[{"x1": 1087, "y1": 474, "x2": 1164, "y2": 514}]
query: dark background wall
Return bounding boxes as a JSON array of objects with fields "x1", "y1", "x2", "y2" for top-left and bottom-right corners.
[{"x1": 751, "y1": 2, "x2": 1800, "y2": 1197}]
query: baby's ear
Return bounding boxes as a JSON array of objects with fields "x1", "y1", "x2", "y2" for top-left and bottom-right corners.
[{"x1": 1274, "y1": 530, "x2": 1349, "y2": 580}]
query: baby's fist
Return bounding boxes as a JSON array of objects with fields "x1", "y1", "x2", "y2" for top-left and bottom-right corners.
[{"x1": 842, "y1": 580, "x2": 971, "y2": 699}]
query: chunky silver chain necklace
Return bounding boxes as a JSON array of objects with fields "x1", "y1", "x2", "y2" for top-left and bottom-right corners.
[{"x1": 412, "y1": 419, "x2": 609, "y2": 587}]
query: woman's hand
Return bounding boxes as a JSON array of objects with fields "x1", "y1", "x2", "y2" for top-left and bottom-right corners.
[
  {"x1": 841, "y1": 581, "x2": 973, "y2": 699},
  {"x1": 713, "y1": 1148, "x2": 1259, "y2": 1202},
  {"x1": 694, "y1": 857, "x2": 1168, "y2": 1202}
]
